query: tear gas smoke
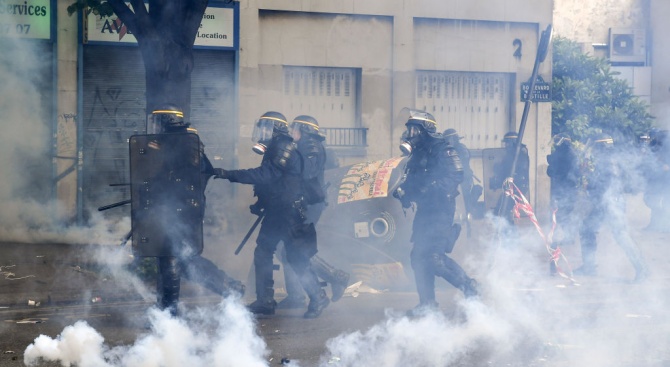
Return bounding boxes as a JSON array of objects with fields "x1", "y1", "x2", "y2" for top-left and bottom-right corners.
[
  {"x1": 0, "y1": 34, "x2": 128, "y2": 246},
  {"x1": 24, "y1": 298, "x2": 269, "y2": 367},
  {"x1": 6, "y1": 9, "x2": 670, "y2": 367}
]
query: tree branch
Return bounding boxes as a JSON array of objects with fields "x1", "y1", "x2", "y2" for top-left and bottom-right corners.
[
  {"x1": 128, "y1": 0, "x2": 152, "y2": 36},
  {"x1": 106, "y1": 0, "x2": 137, "y2": 34}
]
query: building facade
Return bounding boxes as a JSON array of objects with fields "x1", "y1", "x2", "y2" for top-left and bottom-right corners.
[
  {"x1": 7, "y1": 0, "x2": 557, "y2": 228},
  {"x1": 237, "y1": 0, "x2": 555, "y2": 224},
  {"x1": 554, "y1": 0, "x2": 670, "y2": 125}
]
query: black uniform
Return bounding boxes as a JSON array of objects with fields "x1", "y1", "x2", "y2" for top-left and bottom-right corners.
[
  {"x1": 155, "y1": 128, "x2": 245, "y2": 313},
  {"x1": 278, "y1": 133, "x2": 350, "y2": 308},
  {"x1": 577, "y1": 138, "x2": 649, "y2": 281},
  {"x1": 397, "y1": 134, "x2": 478, "y2": 309},
  {"x1": 546, "y1": 139, "x2": 580, "y2": 245},
  {"x1": 226, "y1": 134, "x2": 328, "y2": 316},
  {"x1": 642, "y1": 130, "x2": 670, "y2": 231}
]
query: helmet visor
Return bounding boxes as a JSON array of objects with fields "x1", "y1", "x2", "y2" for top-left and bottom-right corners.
[
  {"x1": 406, "y1": 125, "x2": 423, "y2": 139},
  {"x1": 289, "y1": 122, "x2": 302, "y2": 140},
  {"x1": 252, "y1": 118, "x2": 276, "y2": 143},
  {"x1": 147, "y1": 110, "x2": 184, "y2": 134}
]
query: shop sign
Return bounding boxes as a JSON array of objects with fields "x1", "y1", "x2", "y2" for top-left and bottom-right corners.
[
  {"x1": 0, "y1": 0, "x2": 52, "y2": 40},
  {"x1": 85, "y1": 2, "x2": 237, "y2": 49}
]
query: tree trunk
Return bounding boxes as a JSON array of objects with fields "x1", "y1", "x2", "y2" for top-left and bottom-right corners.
[
  {"x1": 140, "y1": 39, "x2": 194, "y2": 117},
  {"x1": 106, "y1": 0, "x2": 208, "y2": 119}
]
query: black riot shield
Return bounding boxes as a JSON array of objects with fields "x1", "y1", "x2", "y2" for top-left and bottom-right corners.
[{"x1": 129, "y1": 133, "x2": 204, "y2": 258}]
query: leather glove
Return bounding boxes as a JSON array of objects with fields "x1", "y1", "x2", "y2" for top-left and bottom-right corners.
[
  {"x1": 249, "y1": 201, "x2": 264, "y2": 216},
  {"x1": 213, "y1": 168, "x2": 229, "y2": 179}
]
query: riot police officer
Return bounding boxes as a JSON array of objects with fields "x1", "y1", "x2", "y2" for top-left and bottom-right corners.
[
  {"x1": 491, "y1": 131, "x2": 530, "y2": 224},
  {"x1": 143, "y1": 105, "x2": 245, "y2": 315},
  {"x1": 546, "y1": 133, "x2": 580, "y2": 246},
  {"x1": 443, "y1": 128, "x2": 481, "y2": 223},
  {"x1": 215, "y1": 112, "x2": 330, "y2": 318},
  {"x1": 276, "y1": 115, "x2": 350, "y2": 309},
  {"x1": 394, "y1": 110, "x2": 478, "y2": 314},
  {"x1": 642, "y1": 130, "x2": 670, "y2": 231},
  {"x1": 576, "y1": 133, "x2": 649, "y2": 281}
]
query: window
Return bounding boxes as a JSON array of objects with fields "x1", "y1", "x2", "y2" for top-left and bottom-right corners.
[
  {"x1": 284, "y1": 66, "x2": 365, "y2": 147},
  {"x1": 283, "y1": 66, "x2": 357, "y2": 127},
  {"x1": 416, "y1": 71, "x2": 513, "y2": 150}
]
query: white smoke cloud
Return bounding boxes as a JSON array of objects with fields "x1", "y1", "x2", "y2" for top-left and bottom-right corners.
[
  {"x1": 318, "y1": 301, "x2": 516, "y2": 367},
  {"x1": 0, "y1": 34, "x2": 129, "y2": 246},
  {"x1": 24, "y1": 298, "x2": 269, "y2": 367}
]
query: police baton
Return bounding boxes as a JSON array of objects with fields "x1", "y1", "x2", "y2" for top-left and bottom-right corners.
[{"x1": 234, "y1": 212, "x2": 264, "y2": 255}]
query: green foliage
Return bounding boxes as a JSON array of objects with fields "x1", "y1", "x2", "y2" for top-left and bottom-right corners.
[
  {"x1": 67, "y1": 0, "x2": 113, "y2": 17},
  {"x1": 551, "y1": 37, "x2": 654, "y2": 145}
]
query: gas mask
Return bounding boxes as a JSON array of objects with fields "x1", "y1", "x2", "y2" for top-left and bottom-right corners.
[
  {"x1": 399, "y1": 125, "x2": 423, "y2": 156},
  {"x1": 251, "y1": 118, "x2": 276, "y2": 155}
]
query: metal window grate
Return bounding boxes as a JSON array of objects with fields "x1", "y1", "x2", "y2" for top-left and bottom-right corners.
[{"x1": 320, "y1": 127, "x2": 368, "y2": 147}]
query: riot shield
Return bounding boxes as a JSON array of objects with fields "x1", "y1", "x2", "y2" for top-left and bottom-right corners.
[{"x1": 129, "y1": 133, "x2": 204, "y2": 258}]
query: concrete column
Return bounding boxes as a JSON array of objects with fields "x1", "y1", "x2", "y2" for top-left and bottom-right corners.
[{"x1": 55, "y1": 0, "x2": 79, "y2": 221}]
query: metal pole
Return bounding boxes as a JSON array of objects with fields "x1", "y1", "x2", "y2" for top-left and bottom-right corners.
[{"x1": 497, "y1": 24, "x2": 552, "y2": 217}]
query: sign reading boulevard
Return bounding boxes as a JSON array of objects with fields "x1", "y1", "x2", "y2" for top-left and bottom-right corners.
[{"x1": 521, "y1": 75, "x2": 551, "y2": 102}]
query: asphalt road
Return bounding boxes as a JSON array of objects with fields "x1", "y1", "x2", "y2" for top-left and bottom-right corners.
[
  {"x1": 3, "y1": 270, "x2": 670, "y2": 367},
  {"x1": 2, "y1": 195, "x2": 670, "y2": 367}
]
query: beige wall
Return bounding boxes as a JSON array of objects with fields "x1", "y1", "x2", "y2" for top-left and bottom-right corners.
[
  {"x1": 54, "y1": 0, "x2": 554, "y2": 220},
  {"x1": 553, "y1": 0, "x2": 647, "y2": 46},
  {"x1": 238, "y1": 0, "x2": 554, "y2": 217},
  {"x1": 650, "y1": 0, "x2": 670, "y2": 125},
  {"x1": 553, "y1": 0, "x2": 670, "y2": 126}
]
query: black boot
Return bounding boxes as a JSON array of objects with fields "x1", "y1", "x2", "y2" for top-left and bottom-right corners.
[
  {"x1": 247, "y1": 299, "x2": 277, "y2": 315},
  {"x1": 407, "y1": 300, "x2": 439, "y2": 317},
  {"x1": 304, "y1": 289, "x2": 330, "y2": 319},
  {"x1": 250, "y1": 246, "x2": 276, "y2": 315},
  {"x1": 183, "y1": 256, "x2": 246, "y2": 297},
  {"x1": 330, "y1": 270, "x2": 350, "y2": 302},
  {"x1": 157, "y1": 257, "x2": 181, "y2": 317},
  {"x1": 300, "y1": 267, "x2": 330, "y2": 319},
  {"x1": 311, "y1": 255, "x2": 350, "y2": 302},
  {"x1": 460, "y1": 277, "x2": 479, "y2": 298},
  {"x1": 223, "y1": 279, "x2": 246, "y2": 297}
]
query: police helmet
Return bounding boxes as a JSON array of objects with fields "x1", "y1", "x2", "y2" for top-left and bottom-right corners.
[
  {"x1": 252, "y1": 111, "x2": 289, "y2": 155},
  {"x1": 552, "y1": 132, "x2": 572, "y2": 147},
  {"x1": 149, "y1": 104, "x2": 186, "y2": 133},
  {"x1": 502, "y1": 131, "x2": 519, "y2": 148},
  {"x1": 405, "y1": 111, "x2": 437, "y2": 134},
  {"x1": 291, "y1": 115, "x2": 320, "y2": 137},
  {"x1": 443, "y1": 128, "x2": 460, "y2": 146},
  {"x1": 638, "y1": 133, "x2": 651, "y2": 145},
  {"x1": 593, "y1": 133, "x2": 614, "y2": 149},
  {"x1": 259, "y1": 111, "x2": 289, "y2": 134}
]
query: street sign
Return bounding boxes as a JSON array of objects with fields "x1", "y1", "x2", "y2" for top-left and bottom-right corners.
[{"x1": 521, "y1": 75, "x2": 551, "y2": 102}]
